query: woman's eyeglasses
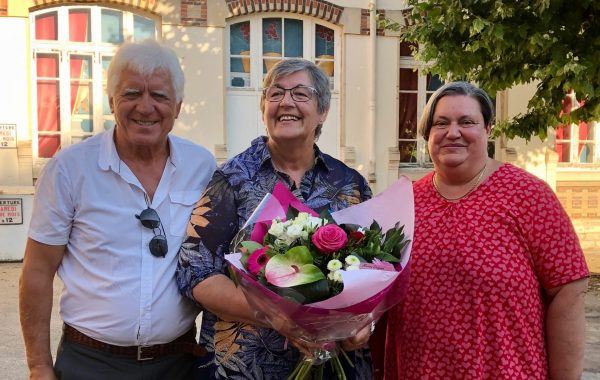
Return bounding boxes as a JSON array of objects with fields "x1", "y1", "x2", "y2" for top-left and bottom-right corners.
[
  {"x1": 263, "y1": 85, "x2": 318, "y2": 102},
  {"x1": 136, "y1": 208, "x2": 168, "y2": 258}
]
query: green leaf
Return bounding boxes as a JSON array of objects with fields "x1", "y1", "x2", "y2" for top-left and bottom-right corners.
[
  {"x1": 240, "y1": 240, "x2": 263, "y2": 254},
  {"x1": 286, "y1": 206, "x2": 299, "y2": 221},
  {"x1": 267, "y1": 278, "x2": 331, "y2": 304},
  {"x1": 376, "y1": 252, "x2": 400, "y2": 263}
]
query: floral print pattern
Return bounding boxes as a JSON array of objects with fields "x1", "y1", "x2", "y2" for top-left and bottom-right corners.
[{"x1": 177, "y1": 136, "x2": 373, "y2": 379}]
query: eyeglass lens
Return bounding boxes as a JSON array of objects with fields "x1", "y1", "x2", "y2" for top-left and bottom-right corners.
[
  {"x1": 135, "y1": 207, "x2": 168, "y2": 257},
  {"x1": 265, "y1": 86, "x2": 315, "y2": 102}
]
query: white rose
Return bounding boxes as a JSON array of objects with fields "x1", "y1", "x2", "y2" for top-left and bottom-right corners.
[
  {"x1": 346, "y1": 265, "x2": 360, "y2": 271},
  {"x1": 269, "y1": 220, "x2": 285, "y2": 237},
  {"x1": 286, "y1": 224, "x2": 303, "y2": 240},
  {"x1": 295, "y1": 212, "x2": 309, "y2": 224},
  {"x1": 308, "y1": 216, "x2": 325, "y2": 229}
]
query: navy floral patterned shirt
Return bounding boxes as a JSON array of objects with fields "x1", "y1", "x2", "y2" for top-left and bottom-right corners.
[{"x1": 177, "y1": 136, "x2": 373, "y2": 379}]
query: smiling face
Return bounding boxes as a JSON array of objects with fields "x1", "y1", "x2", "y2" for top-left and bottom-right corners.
[
  {"x1": 262, "y1": 70, "x2": 328, "y2": 146},
  {"x1": 110, "y1": 67, "x2": 181, "y2": 153},
  {"x1": 428, "y1": 95, "x2": 491, "y2": 169}
]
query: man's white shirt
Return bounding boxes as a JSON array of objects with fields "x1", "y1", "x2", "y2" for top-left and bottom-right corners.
[{"x1": 29, "y1": 128, "x2": 216, "y2": 346}]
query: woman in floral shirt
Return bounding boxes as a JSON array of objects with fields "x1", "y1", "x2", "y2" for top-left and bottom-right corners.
[{"x1": 177, "y1": 59, "x2": 373, "y2": 379}]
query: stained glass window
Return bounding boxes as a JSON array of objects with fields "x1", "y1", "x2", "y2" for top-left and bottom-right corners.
[
  {"x1": 315, "y1": 24, "x2": 334, "y2": 78},
  {"x1": 230, "y1": 21, "x2": 251, "y2": 87}
]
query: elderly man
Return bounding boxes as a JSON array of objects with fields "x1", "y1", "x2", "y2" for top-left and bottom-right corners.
[{"x1": 19, "y1": 40, "x2": 216, "y2": 380}]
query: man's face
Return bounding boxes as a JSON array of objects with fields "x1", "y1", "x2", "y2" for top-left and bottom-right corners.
[{"x1": 110, "y1": 67, "x2": 181, "y2": 151}]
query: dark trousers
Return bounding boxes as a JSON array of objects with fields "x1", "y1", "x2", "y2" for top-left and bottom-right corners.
[{"x1": 54, "y1": 336, "x2": 194, "y2": 380}]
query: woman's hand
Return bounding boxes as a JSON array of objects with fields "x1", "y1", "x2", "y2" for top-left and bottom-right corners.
[{"x1": 340, "y1": 322, "x2": 373, "y2": 351}]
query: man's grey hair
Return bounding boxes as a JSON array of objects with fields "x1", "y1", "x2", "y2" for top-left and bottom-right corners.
[{"x1": 107, "y1": 39, "x2": 184, "y2": 103}]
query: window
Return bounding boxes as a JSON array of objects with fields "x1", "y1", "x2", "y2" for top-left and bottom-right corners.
[
  {"x1": 228, "y1": 17, "x2": 337, "y2": 90},
  {"x1": 555, "y1": 91, "x2": 599, "y2": 164},
  {"x1": 398, "y1": 42, "x2": 496, "y2": 167},
  {"x1": 31, "y1": 6, "x2": 158, "y2": 159},
  {"x1": 398, "y1": 42, "x2": 443, "y2": 166},
  {"x1": 556, "y1": 122, "x2": 599, "y2": 164}
]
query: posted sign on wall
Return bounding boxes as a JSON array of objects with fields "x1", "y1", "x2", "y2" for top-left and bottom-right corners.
[
  {"x1": 0, "y1": 199, "x2": 23, "y2": 225},
  {"x1": 0, "y1": 124, "x2": 17, "y2": 148}
]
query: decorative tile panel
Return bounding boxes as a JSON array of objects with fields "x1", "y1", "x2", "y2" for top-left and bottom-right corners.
[{"x1": 181, "y1": 0, "x2": 208, "y2": 26}]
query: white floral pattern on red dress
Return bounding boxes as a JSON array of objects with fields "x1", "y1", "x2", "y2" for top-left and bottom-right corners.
[{"x1": 386, "y1": 163, "x2": 589, "y2": 379}]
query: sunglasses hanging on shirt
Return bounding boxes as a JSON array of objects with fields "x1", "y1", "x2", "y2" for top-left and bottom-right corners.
[{"x1": 135, "y1": 202, "x2": 168, "y2": 258}]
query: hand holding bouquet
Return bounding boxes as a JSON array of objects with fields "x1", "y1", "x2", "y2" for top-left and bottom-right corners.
[{"x1": 226, "y1": 178, "x2": 414, "y2": 379}]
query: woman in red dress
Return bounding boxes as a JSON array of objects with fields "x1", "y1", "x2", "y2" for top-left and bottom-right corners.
[{"x1": 385, "y1": 81, "x2": 589, "y2": 379}]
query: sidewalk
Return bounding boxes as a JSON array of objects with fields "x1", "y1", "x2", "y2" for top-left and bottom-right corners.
[{"x1": 2, "y1": 262, "x2": 600, "y2": 379}]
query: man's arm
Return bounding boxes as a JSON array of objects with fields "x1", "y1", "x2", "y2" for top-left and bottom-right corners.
[
  {"x1": 19, "y1": 238, "x2": 65, "y2": 380},
  {"x1": 545, "y1": 277, "x2": 588, "y2": 380}
]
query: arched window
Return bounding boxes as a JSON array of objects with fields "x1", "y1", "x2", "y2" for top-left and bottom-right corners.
[
  {"x1": 226, "y1": 15, "x2": 340, "y2": 158},
  {"x1": 227, "y1": 16, "x2": 337, "y2": 90},
  {"x1": 31, "y1": 6, "x2": 158, "y2": 160}
]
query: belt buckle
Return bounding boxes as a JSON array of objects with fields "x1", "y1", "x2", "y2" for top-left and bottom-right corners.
[{"x1": 137, "y1": 345, "x2": 154, "y2": 361}]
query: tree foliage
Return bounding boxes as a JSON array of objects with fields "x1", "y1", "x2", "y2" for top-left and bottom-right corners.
[{"x1": 381, "y1": 0, "x2": 600, "y2": 140}]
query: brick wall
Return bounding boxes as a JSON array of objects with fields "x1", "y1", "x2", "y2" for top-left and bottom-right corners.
[
  {"x1": 31, "y1": 0, "x2": 159, "y2": 12},
  {"x1": 226, "y1": 0, "x2": 343, "y2": 24},
  {"x1": 360, "y1": 8, "x2": 385, "y2": 36}
]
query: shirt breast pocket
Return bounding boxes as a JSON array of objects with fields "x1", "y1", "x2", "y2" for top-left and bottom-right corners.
[{"x1": 169, "y1": 190, "x2": 201, "y2": 237}]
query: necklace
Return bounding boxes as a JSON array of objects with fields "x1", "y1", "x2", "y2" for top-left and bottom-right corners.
[{"x1": 432, "y1": 161, "x2": 488, "y2": 201}]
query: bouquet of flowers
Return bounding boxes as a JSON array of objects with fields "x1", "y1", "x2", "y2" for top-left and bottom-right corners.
[{"x1": 226, "y1": 178, "x2": 414, "y2": 379}]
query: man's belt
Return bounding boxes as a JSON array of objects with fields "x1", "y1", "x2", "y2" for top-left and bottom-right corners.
[{"x1": 63, "y1": 324, "x2": 207, "y2": 361}]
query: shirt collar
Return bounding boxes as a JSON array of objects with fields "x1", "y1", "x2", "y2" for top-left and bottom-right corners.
[
  {"x1": 98, "y1": 126, "x2": 178, "y2": 172},
  {"x1": 254, "y1": 136, "x2": 331, "y2": 173}
]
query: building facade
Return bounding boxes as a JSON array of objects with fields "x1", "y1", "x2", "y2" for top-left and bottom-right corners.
[{"x1": 0, "y1": 0, "x2": 598, "y2": 263}]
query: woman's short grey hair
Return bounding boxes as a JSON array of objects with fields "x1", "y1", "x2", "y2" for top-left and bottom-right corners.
[
  {"x1": 107, "y1": 39, "x2": 184, "y2": 103},
  {"x1": 418, "y1": 81, "x2": 495, "y2": 141},
  {"x1": 260, "y1": 58, "x2": 331, "y2": 139}
]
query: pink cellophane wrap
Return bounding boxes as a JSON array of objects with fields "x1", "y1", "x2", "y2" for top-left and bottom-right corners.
[{"x1": 226, "y1": 177, "x2": 414, "y2": 342}]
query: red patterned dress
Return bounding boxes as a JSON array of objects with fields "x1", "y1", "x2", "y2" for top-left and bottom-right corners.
[{"x1": 385, "y1": 163, "x2": 589, "y2": 379}]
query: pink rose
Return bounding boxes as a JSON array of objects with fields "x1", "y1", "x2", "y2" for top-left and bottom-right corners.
[
  {"x1": 311, "y1": 224, "x2": 348, "y2": 254},
  {"x1": 247, "y1": 247, "x2": 269, "y2": 276}
]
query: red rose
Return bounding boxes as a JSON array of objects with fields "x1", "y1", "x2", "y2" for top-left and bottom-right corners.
[
  {"x1": 311, "y1": 224, "x2": 348, "y2": 254},
  {"x1": 349, "y1": 231, "x2": 365, "y2": 242}
]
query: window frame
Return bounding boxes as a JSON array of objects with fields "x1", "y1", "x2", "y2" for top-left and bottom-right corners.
[{"x1": 30, "y1": 5, "x2": 159, "y2": 165}]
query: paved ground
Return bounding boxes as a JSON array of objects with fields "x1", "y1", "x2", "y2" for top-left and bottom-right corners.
[{"x1": 1, "y1": 262, "x2": 600, "y2": 379}]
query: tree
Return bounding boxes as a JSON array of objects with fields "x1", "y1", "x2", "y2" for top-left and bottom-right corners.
[{"x1": 381, "y1": 0, "x2": 600, "y2": 140}]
